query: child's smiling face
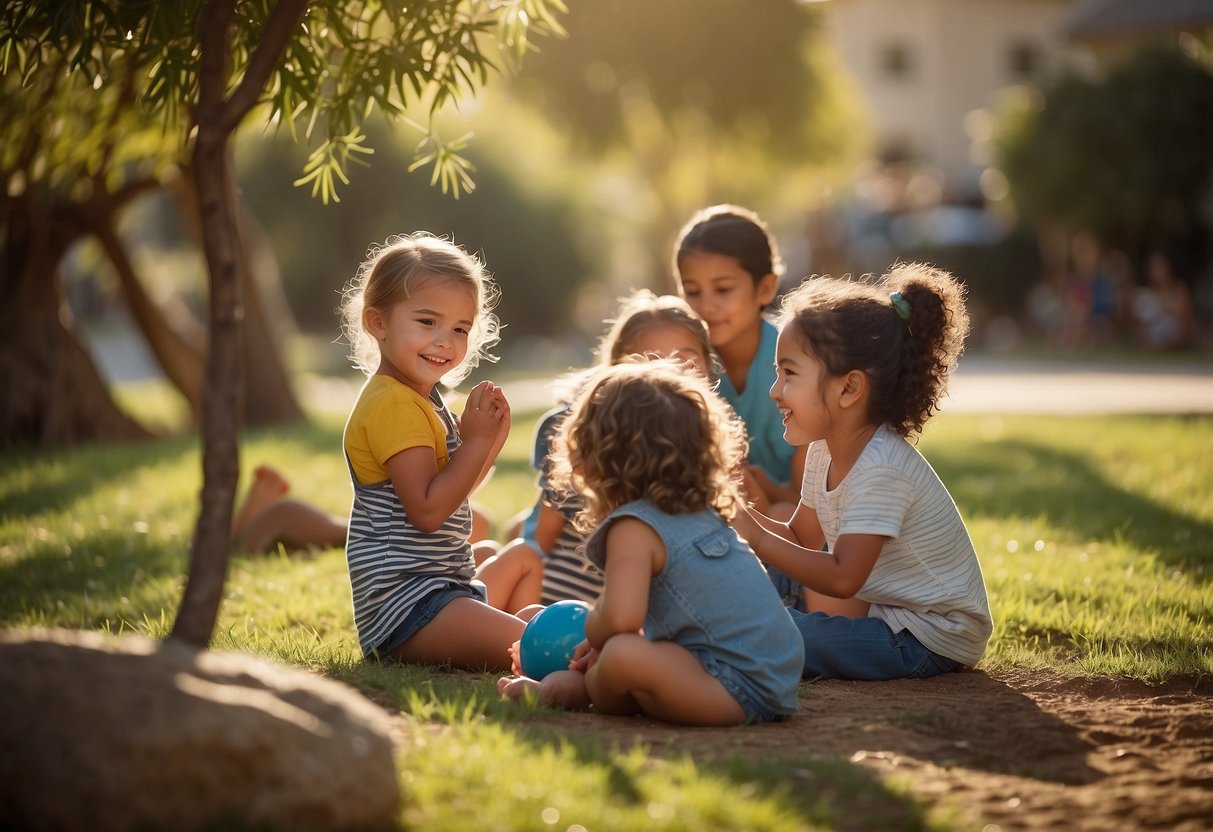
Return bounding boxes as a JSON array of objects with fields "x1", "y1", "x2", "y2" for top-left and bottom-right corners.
[
  {"x1": 770, "y1": 328, "x2": 839, "y2": 445},
  {"x1": 367, "y1": 275, "x2": 477, "y2": 396},
  {"x1": 677, "y1": 251, "x2": 776, "y2": 352}
]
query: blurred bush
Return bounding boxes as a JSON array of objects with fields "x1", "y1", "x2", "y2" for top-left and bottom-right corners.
[{"x1": 237, "y1": 125, "x2": 597, "y2": 342}]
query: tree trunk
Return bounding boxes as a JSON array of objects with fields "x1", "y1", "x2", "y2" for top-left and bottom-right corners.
[
  {"x1": 169, "y1": 11, "x2": 245, "y2": 647},
  {"x1": 0, "y1": 193, "x2": 151, "y2": 448},
  {"x1": 169, "y1": 0, "x2": 308, "y2": 648}
]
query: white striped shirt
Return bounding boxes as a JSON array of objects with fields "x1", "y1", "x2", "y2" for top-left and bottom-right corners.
[
  {"x1": 802, "y1": 424, "x2": 992, "y2": 665},
  {"x1": 343, "y1": 383, "x2": 477, "y2": 657}
]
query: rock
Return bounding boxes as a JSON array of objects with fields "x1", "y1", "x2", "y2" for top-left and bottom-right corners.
[{"x1": 0, "y1": 628, "x2": 400, "y2": 831}]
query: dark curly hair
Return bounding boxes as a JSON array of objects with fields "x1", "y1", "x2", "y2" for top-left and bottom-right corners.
[
  {"x1": 778, "y1": 262, "x2": 969, "y2": 438},
  {"x1": 548, "y1": 359, "x2": 748, "y2": 534}
]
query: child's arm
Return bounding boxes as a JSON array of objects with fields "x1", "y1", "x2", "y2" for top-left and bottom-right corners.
[
  {"x1": 746, "y1": 445, "x2": 808, "y2": 507},
  {"x1": 737, "y1": 504, "x2": 885, "y2": 599},
  {"x1": 470, "y1": 384, "x2": 511, "y2": 492},
  {"x1": 733, "y1": 500, "x2": 823, "y2": 551},
  {"x1": 584, "y1": 518, "x2": 660, "y2": 649},
  {"x1": 534, "y1": 502, "x2": 567, "y2": 553},
  {"x1": 387, "y1": 381, "x2": 506, "y2": 533}
]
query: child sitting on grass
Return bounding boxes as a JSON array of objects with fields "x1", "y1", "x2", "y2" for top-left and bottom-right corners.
[
  {"x1": 674, "y1": 204, "x2": 808, "y2": 609},
  {"x1": 476, "y1": 290, "x2": 716, "y2": 612},
  {"x1": 731, "y1": 263, "x2": 992, "y2": 680},
  {"x1": 499, "y1": 360, "x2": 804, "y2": 725},
  {"x1": 338, "y1": 232, "x2": 533, "y2": 670}
]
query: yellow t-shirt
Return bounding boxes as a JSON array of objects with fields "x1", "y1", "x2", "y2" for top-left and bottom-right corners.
[{"x1": 343, "y1": 375, "x2": 450, "y2": 485}]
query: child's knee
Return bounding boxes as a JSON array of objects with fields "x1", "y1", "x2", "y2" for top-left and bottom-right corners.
[{"x1": 593, "y1": 633, "x2": 649, "y2": 677}]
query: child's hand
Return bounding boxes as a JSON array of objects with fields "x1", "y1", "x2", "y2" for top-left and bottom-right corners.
[
  {"x1": 730, "y1": 508, "x2": 764, "y2": 555},
  {"x1": 507, "y1": 639, "x2": 523, "y2": 677},
  {"x1": 461, "y1": 381, "x2": 507, "y2": 445},
  {"x1": 744, "y1": 464, "x2": 780, "y2": 502},
  {"x1": 569, "y1": 639, "x2": 597, "y2": 672},
  {"x1": 737, "y1": 465, "x2": 773, "y2": 514},
  {"x1": 489, "y1": 385, "x2": 511, "y2": 448}
]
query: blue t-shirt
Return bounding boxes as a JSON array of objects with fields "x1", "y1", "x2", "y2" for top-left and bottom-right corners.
[{"x1": 715, "y1": 318, "x2": 795, "y2": 484}]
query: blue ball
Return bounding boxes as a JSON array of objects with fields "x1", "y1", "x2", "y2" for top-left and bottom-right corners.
[{"x1": 519, "y1": 600, "x2": 591, "y2": 680}]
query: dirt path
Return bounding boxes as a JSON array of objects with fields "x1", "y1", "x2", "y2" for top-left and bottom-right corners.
[{"x1": 506, "y1": 670, "x2": 1213, "y2": 830}]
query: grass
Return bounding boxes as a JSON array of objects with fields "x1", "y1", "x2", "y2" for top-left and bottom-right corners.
[{"x1": 2, "y1": 385, "x2": 1211, "y2": 830}]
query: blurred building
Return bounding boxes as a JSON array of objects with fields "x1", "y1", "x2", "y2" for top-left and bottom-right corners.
[
  {"x1": 803, "y1": 0, "x2": 1213, "y2": 351},
  {"x1": 809, "y1": 0, "x2": 1213, "y2": 198},
  {"x1": 808, "y1": 0, "x2": 1092, "y2": 198}
]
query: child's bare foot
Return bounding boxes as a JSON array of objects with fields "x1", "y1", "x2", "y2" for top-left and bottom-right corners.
[
  {"x1": 231, "y1": 465, "x2": 290, "y2": 536},
  {"x1": 499, "y1": 670, "x2": 591, "y2": 710},
  {"x1": 497, "y1": 675, "x2": 539, "y2": 700}
]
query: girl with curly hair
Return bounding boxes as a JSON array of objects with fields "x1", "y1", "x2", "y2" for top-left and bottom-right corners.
[
  {"x1": 499, "y1": 360, "x2": 804, "y2": 725},
  {"x1": 732, "y1": 263, "x2": 993, "y2": 680}
]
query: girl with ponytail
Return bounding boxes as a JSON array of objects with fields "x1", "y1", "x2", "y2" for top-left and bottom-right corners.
[{"x1": 731, "y1": 263, "x2": 993, "y2": 680}]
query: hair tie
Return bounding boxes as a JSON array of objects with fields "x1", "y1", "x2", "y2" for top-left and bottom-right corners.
[{"x1": 889, "y1": 291, "x2": 912, "y2": 322}]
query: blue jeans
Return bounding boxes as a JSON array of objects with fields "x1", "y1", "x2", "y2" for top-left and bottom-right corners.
[
  {"x1": 790, "y1": 610, "x2": 961, "y2": 681},
  {"x1": 766, "y1": 565, "x2": 806, "y2": 611},
  {"x1": 378, "y1": 582, "x2": 486, "y2": 659}
]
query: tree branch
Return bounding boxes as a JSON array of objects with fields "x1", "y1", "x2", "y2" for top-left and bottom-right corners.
[
  {"x1": 196, "y1": 0, "x2": 234, "y2": 122},
  {"x1": 219, "y1": 0, "x2": 309, "y2": 133}
]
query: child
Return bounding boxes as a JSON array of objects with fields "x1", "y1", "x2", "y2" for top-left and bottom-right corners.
[
  {"x1": 499, "y1": 360, "x2": 804, "y2": 726},
  {"x1": 674, "y1": 204, "x2": 808, "y2": 608},
  {"x1": 229, "y1": 465, "x2": 346, "y2": 553},
  {"x1": 338, "y1": 232, "x2": 531, "y2": 670},
  {"x1": 228, "y1": 466, "x2": 495, "y2": 555},
  {"x1": 476, "y1": 290, "x2": 716, "y2": 612},
  {"x1": 730, "y1": 263, "x2": 993, "y2": 680}
]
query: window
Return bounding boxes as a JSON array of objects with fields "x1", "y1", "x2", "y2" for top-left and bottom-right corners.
[
  {"x1": 879, "y1": 41, "x2": 914, "y2": 80},
  {"x1": 1007, "y1": 41, "x2": 1040, "y2": 81}
]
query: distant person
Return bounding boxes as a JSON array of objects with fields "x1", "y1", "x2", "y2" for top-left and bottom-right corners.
[
  {"x1": 476, "y1": 290, "x2": 716, "y2": 613},
  {"x1": 229, "y1": 465, "x2": 345, "y2": 554},
  {"x1": 1133, "y1": 250, "x2": 1194, "y2": 351},
  {"x1": 730, "y1": 263, "x2": 993, "y2": 680},
  {"x1": 674, "y1": 204, "x2": 809, "y2": 609},
  {"x1": 229, "y1": 465, "x2": 495, "y2": 556},
  {"x1": 337, "y1": 232, "x2": 533, "y2": 670},
  {"x1": 498, "y1": 360, "x2": 804, "y2": 725},
  {"x1": 1063, "y1": 234, "x2": 1122, "y2": 348}
]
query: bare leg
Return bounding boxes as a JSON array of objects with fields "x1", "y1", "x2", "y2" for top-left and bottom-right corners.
[
  {"x1": 585, "y1": 634, "x2": 746, "y2": 726},
  {"x1": 503, "y1": 507, "x2": 531, "y2": 543},
  {"x1": 390, "y1": 597, "x2": 525, "y2": 672},
  {"x1": 231, "y1": 465, "x2": 289, "y2": 536},
  {"x1": 472, "y1": 539, "x2": 499, "y2": 566},
  {"x1": 475, "y1": 540, "x2": 544, "y2": 613},
  {"x1": 234, "y1": 499, "x2": 347, "y2": 554}
]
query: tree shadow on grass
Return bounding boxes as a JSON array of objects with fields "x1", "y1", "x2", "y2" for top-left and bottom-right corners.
[
  {"x1": 0, "y1": 437, "x2": 198, "y2": 520},
  {"x1": 345, "y1": 663, "x2": 1100, "y2": 832},
  {"x1": 0, "y1": 529, "x2": 186, "y2": 629},
  {"x1": 506, "y1": 720, "x2": 937, "y2": 832},
  {"x1": 928, "y1": 438, "x2": 1213, "y2": 572}
]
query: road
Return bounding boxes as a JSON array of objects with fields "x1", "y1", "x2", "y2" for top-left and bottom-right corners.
[{"x1": 496, "y1": 355, "x2": 1213, "y2": 416}]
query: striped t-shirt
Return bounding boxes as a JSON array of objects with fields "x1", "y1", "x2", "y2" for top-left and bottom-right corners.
[
  {"x1": 342, "y1": 377, "x2": 478, "y2": 657},
  {"x1": 801, "y1": 424, "x2": 992, "y2": 666},
  {"x1": 530, "y1": 405, "x2": 602, "y2": 604}
]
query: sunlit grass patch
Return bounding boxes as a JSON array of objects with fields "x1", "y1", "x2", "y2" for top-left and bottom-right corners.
[{"x1": 2, "y1": 394, "x2": 1210, "y2": 830}]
